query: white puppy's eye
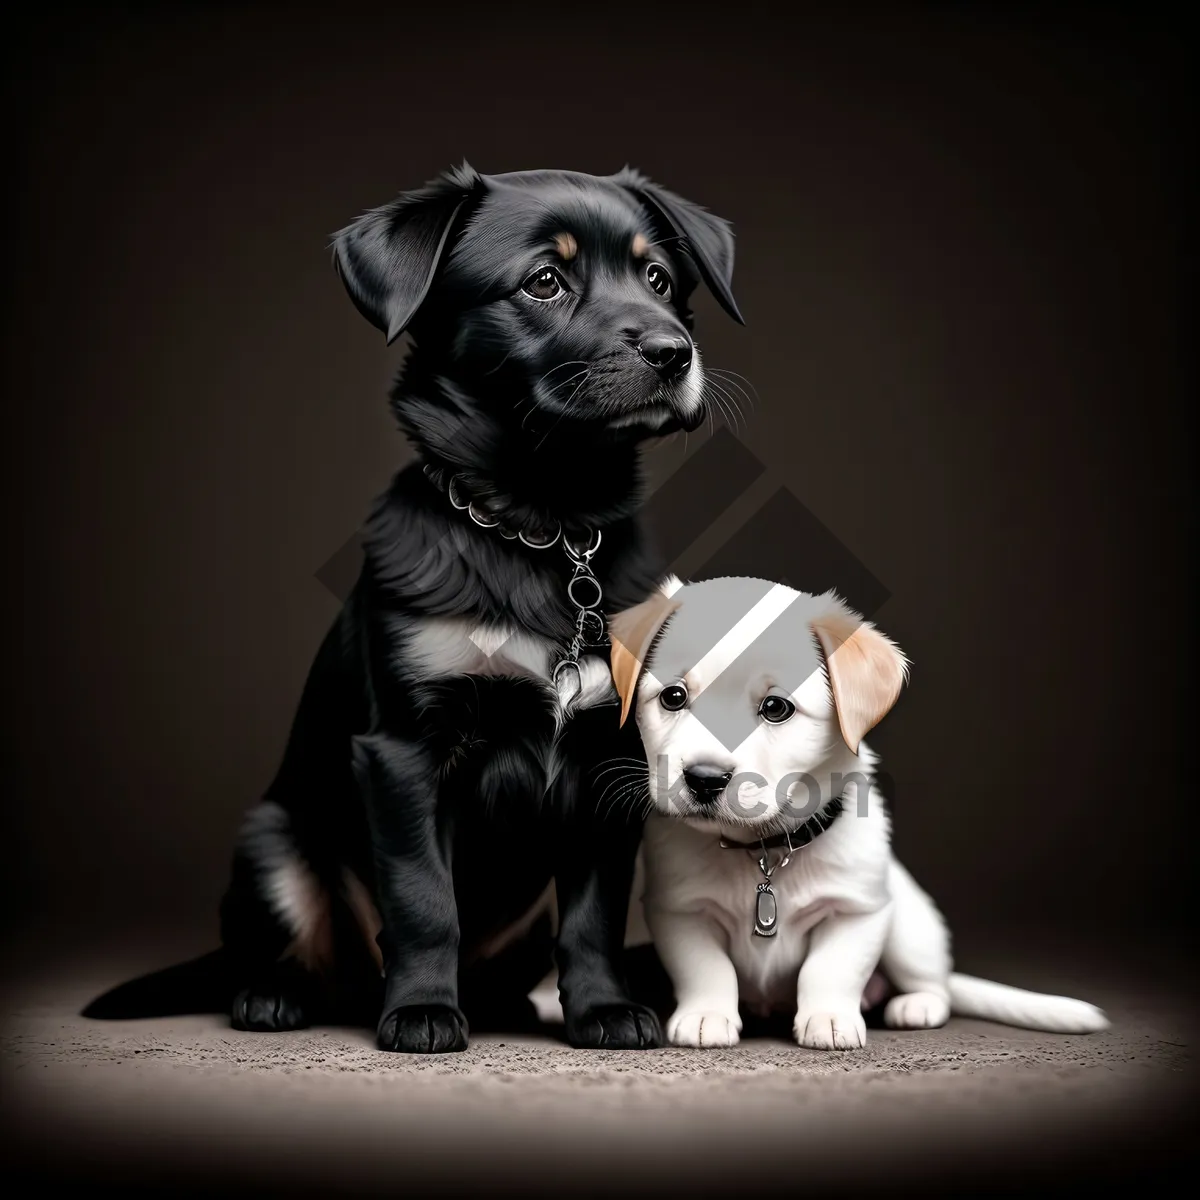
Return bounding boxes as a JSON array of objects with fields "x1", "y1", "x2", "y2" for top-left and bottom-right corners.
[
  {"x1": 759, "y1": 695, "x2": 796, "y2": 724},
  {"x1": 658, "y1": 684, "x2": 689, "y2": 712}
]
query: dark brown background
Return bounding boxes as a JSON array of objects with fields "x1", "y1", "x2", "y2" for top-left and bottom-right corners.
[{"x1": 1, "y1": 2, "x2": 1190, "y2": 955}]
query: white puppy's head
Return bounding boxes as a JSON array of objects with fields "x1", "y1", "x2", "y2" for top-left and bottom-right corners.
[{"x1": 610, "y1": 577, "x2": 908, "y2": 834}]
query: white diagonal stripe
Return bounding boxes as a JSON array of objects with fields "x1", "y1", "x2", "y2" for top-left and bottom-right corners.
[
  {"x1": 689, "y1": 583, "x2": 800, "y2": 695},
  {"x1": 647, "y1": 582, "x2": 800, "y2": 698}
]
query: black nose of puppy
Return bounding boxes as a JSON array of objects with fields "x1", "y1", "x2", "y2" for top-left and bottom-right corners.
[
  {"x1": 682, "y1": 764, "x2": 734, "y2": 805},
  {"x1": 638, "y1": 334, "x2": 693, "y2": 379}
]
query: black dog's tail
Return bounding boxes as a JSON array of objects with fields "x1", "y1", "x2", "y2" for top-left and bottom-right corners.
[{"x1": 81, "y1": 948, "x2": 234, "y2": 1019}]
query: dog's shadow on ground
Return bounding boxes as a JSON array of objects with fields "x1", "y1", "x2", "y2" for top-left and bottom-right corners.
[{"x1": 82, "y1": 942, "x2": 894, "y2": 1051}]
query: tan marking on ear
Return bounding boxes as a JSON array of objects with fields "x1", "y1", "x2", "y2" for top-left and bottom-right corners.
[
  {"x1": 632, "y1": 232, "x2": 650, "y2": 258},
  {"x1": 554, "y1": 232, "x2": 578, "y2": 261},
  {"x1": 810, "y1": 606, "x2": 909, "y2": 754},
  {"x1": 609, "y1": 592, "x2": 682, "y2": 726}
]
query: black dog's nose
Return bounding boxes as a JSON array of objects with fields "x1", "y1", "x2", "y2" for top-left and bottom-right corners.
[
  {"x1": 683, "y1": 764, "x2": 733, "y2": 805},
  {"x1": 638, "y1": 334, "x2": 692, "y2": 379}
]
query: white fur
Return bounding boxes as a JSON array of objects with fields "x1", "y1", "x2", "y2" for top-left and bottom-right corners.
[
  {"x1": 636, "y1": 580, "x2": 1110, "y2": 1049},
  {"x1": 407, "y1": 616, "x2": 617, "y2": 714},
  {"x1": 242, "y1": 801, "x2": 333, "y2": 971}
]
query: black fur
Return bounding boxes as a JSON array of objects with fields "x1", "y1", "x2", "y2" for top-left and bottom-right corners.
[{"x1": 83, "y1": 165, "x2": 741, "y2": 1052}]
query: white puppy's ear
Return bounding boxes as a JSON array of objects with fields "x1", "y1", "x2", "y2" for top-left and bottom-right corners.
[
  {"x1": 810, "y1": 599, "x2": 909, "y2": 754},
  {"x1": 609, "y1": 591, "x2": 681, "y2": 727}
]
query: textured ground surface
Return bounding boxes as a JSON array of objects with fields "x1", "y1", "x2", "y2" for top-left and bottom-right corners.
[{"x1": 1, "y1": 928, "x2": 1194, "y2": 1196}]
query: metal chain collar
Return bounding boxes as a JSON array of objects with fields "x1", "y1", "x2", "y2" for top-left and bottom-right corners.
[{"x1": 424, "y1": 464, "x2": 608, "y2": 707}]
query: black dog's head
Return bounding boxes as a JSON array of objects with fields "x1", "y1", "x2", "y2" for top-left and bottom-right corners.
[{"x1": 333, "y1": 165, "x2": 743, "y2": 440}]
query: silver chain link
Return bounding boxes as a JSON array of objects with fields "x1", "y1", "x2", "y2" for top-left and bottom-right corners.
[
  {"x1": 551, "y1": 529, "x2": 605, "y2": 705},
  {"x1": 425, "y1": 467, "x2": 608, "y2": 708}
]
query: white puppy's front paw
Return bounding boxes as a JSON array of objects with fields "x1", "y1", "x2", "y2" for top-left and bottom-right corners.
[
  {"x1": 884, "y1": 991, "x2": 950, "y2": 1030},
  {"x1": 668, "y1": 1009, "x2": 742, "y2": 1048},
  {"x1": 794, "y1": 1006, "x2": 867, "y2": 1050}
]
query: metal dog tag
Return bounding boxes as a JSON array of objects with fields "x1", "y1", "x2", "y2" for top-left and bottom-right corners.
[{"x1": 753, "y1": 881, "x2": 778, "y2": 938}]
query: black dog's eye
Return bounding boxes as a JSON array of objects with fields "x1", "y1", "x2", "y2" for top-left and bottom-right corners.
[
  {"x1": 646, "y1": 262, "x2": 673, "y2": 301},
  {"x1": 522, "y1": 267, "x2": 566, "y2": 302},
  {"x1": 759, "y1": 695, "x2": 796, "y2": 724},
  {"x1": 659, "y1": 684, "x2": 689, "y2": 712}
]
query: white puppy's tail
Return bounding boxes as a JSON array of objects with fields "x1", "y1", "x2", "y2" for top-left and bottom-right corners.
[{"x1": 948, "y1": 973, "x2": 1109, "y2": 1033}]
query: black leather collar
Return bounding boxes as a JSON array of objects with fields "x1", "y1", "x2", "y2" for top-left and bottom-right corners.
[{"x1": 719, "y1": 795, "x2": 844, "y2": 853}]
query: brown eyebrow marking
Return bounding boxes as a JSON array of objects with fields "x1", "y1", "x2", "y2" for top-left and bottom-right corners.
[
  {"x1": 632, "y1": 233, "x2": 650, "y2": 258},
  {"x1": 553, "y1": 232, "x2": 578, "y2": 261}
]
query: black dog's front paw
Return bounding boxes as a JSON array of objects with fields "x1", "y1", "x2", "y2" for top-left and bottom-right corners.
[
  {"x1": 566, "y1": 1003, "x2": 663, "y2": 1049},
  {"x1": 231, "y1": 986, "x2": 312, "y2": 1032},
  {"x1": 377, "y1": 1004, "x2": 469, "y2": 1054}
]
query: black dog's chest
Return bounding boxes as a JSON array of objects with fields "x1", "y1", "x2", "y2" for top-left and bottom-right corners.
[
  {"x1": 405, "y1": 613, "x2": 566, "y2": 683},
  {"x1": 361, "y1": 471, "x2": 657, "y2": 812},
  {"x1": 420, "y1": 674, "x2": 561, "y2": 810}
]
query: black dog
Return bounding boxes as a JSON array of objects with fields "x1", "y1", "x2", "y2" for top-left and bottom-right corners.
[{"x1": 84, "y1": 165, "x2": 743, "y2": 1053}]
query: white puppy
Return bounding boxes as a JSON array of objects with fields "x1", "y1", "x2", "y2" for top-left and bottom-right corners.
[{"x1": 610, "y1": 576, "x2": 1109, "y2": 1050}]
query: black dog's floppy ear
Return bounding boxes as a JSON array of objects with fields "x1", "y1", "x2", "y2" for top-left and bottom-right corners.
[
  {"x1": 613, "y1": 167, "x2": 744, "y2": 325},
  {"x1": 332, "y1": 163, "x2": 484, "y2": 344}
]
